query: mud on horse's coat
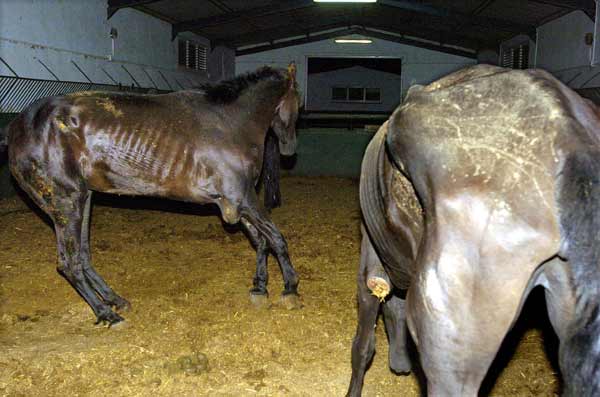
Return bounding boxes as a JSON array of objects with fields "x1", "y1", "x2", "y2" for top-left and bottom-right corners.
[
  {"x1": 349, "y1": 65, "x2": 600, "y2": 396},
  {"x1": 1, "y1": 64, "x2": 301, "y2": 325}
]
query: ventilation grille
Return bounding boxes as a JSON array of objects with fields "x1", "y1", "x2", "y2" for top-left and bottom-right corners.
[{"x1": 0, "y1": 76, "x2": 168, "y2": 113}]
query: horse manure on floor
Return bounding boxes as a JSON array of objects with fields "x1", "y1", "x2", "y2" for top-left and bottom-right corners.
[{"x1": 0, "y1": 177, "x2": 558, "y2": 396}]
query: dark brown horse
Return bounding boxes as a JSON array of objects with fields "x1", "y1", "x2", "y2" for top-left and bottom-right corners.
[
  {"x1": 0, "y1": 64, "x2": 301, "y2": 326},
  {"x1": 349, "y1": 65, "x2": 600, "y2": 396}
]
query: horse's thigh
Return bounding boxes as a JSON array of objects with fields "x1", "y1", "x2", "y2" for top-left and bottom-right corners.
[
  {"x1": 408, "y1": 265, "x2": 525, "y2": 396},
  {"x1": 538, "y1": 257, "x2": 575, "y2": 341}
]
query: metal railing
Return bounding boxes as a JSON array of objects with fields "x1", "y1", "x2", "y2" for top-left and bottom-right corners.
[{"x1": 0, "y1": 76, "x2": 170, "y2": 113}]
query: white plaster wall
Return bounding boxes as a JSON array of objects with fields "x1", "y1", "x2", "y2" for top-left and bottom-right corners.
[
  {"x1": 236, "y1": 34, "x2": 476, "y2": 103},
  {"x1": 511, "y1": 10, "x2": 598, "y2": 89},
  {"x1": 0, "y1": 0, "x2": 233, "y2": 89},
  {"x1": 536, "y1": 10, "x2": 594, "y2": 73}
]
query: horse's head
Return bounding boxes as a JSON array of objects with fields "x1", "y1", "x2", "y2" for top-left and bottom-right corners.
[{"x1": 271, "y1": 63, "x2": 300, "y2": 156}]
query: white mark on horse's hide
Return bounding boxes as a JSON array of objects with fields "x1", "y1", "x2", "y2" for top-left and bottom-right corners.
[
  {"x1": 423, "y1": 267, "x2": 446, "y2": 312},
  {"x1": 493, "y1": 199, "x2": 511, "y2": 223}
]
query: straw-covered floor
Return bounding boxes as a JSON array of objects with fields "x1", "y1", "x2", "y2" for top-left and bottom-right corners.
[{"x1": 0, "y1": 177, "x2": 558, "y2": 396}]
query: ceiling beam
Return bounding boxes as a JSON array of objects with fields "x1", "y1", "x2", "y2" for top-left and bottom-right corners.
[
  {"x1": 357, "y1": 19, "x2": 489, "y2": 49},
  {"x1": 213, "y1": 20, "x2": 354, "y2": 47},
  {"x1": 379, "y1": 0, "x2": 536, "y2": 37},
  {"x1": 217, "y1": 15, "x2": 487, "y2": 51},
  {"x1": 107, "y1": 0, "x2": 161, "y2": 18},
  {"x1": 472, "y1": 0, "x2": 496, "y2": 15},
  {"x1": 360, "y1": 28, "x2": 477, "y2": 58},
  {"x1": 235, "y1": 26, "x2": 477, "y2": 59},
  {"x1": 172, "y1": 0, "x2": 314, "y2": 39},
  {"x1": 526, "y1": 0, "x2": 595, "y2": 19},
  {"x1": 236, "y1": 27, "x2": 361, "y2": 56}
]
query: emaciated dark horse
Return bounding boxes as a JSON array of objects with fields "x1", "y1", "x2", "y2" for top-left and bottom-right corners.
[
  {"x1": 0, "y1": 64, "x2": 302, "y2": 326},
  {"x1": 350, "y1": 65, "x2": 600, "y2": 396}
]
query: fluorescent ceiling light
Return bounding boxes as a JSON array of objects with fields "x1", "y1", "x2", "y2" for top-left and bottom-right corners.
[
  {"x1": 334, "y1": 38, "x2": 373, "y2": 44},
  {"x1": 315, "y1": 0, "x2": 377, "y2": 3}
]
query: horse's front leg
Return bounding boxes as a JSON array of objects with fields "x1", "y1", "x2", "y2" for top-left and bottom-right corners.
[
  {"x1": 240, "y1": 204, "x2": 301, "y2": 309},
  {"x1": 240, "y1": 218, "x2": 270, "y2": 308}
]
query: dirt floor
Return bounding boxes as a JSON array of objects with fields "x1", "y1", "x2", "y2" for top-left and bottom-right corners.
[{"x1": 0, "y1": 177, "x2": 560, "y2": 396}]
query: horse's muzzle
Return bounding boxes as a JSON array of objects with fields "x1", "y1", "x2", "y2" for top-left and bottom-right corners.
[
  {"x1": 220, "y1": 202, "x2": 241, "y2": 224},
  {"x1": 279, "y1": 138, "x2": 297, "y2": 156}
]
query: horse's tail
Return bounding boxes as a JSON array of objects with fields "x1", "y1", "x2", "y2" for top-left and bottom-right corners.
[
  {"x1": 557, "y1": 150, "x2": 600, "y2": 396},
  {"x1": 359, "y1": 122, "x2": 413, "y2": 289},
  {"x1": 262, "y1": 129, "x2": 281, "y2": 210}
]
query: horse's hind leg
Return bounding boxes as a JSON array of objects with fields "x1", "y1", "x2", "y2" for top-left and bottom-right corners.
[
  {"x1": 241, "y1": 218, "x2": 270, "y2": 308},
  {"x1": 79, "y1": 191, "x2": 131, "y2": 311},
  {"x1": 54, "y1": 192, "x2": 124, "y2": 325},
  {"x1": 347, "y1": 232, "x2": 382, "y2": 397},
  {"x1": 382, "y1": 294, "x2": 412, "y2": 374},
  {"x1": 541, "y1": 258, "x2": 576, "y2": 342}
]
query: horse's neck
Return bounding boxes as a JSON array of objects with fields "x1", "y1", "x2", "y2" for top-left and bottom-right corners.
[{"x1": 236, "y1": 81, "x2": 285, "y2": 137}]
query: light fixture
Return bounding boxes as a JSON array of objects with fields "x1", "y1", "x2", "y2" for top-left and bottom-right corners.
[
  {"x1": 314, "y1": 0, "x2": 377, "y2": 3},
  {"x1": 334, "y1": 38, "x2": 373, "y2": 44}
]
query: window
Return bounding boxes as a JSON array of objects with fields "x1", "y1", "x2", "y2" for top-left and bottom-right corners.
[
  {"x1": 178, "y1": 40, "x2": 207, "y2": 71},
  {"x1": 348, "y1": 87, "x2": 364, "y2": 101},
  {"x1": 365, "y1": 88, "x2": 381, "y2": 102},
  {"x1": 331, "y1": 87, "x2": 347, "y2": 101},
  {"x1": 501, "y1": 44, "x2": 529, "y2": 70},
  {"x1": 331, "y1": 87, "x2": 381, "y2": 103}
]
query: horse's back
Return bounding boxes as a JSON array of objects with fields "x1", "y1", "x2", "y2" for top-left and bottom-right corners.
[
  {"x1": 392, "y1": 66, "x2": 599, "y2": 176},
  {"x1": 7, "y1": 90, "x2": 223, "y2": 200},
  {"x1": 360, "y1": 122, "x2": 422, "y2": 289},
  {"x1": 387, "y1": 66, "x2": 587, "y2": 251}
]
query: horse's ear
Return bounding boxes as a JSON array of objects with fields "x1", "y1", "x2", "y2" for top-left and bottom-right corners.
[{"x1": 287, "y1": 62, "x2": 296, "y2": 86}]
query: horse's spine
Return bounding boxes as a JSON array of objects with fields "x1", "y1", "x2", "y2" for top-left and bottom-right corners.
[{"x1": 558, "y1": 151, "x2": 600, "y2": 396}]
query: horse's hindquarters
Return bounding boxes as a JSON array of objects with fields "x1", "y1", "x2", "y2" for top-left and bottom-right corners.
[{"x1": 407, "y1": 190, "x2": 560, "y2": 395}]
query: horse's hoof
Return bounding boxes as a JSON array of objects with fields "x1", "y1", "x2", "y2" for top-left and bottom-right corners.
[
  {"x1": 95, "y1": 310, "x2": 124, "y2": 327},
  {"x1": 109, "y1": 318, "x2": 128, "y2": 329},
  {"x1": 249, "y1": 293, "x2": 271, "y2": 309},
  {"x1": 280, "y1": 293, "x2": 303, "y2": 310}
]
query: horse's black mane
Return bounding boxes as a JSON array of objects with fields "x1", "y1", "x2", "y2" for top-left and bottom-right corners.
[{"x1": 198, "y1": 66, "x2": 288, "y2": 104}]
